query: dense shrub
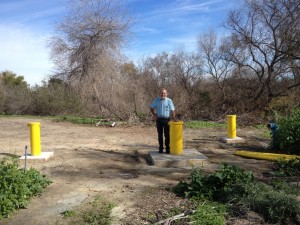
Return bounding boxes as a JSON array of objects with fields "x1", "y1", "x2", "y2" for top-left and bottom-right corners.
[
  {"x1": 243, "y1": 182, "x2": 300, "y2": 224},
  {"x1": 273, "y1": 158, "x2": 300, "y2": 177},
  {"x1": 173, "y1": 164, "x2": 300, "y2": 224},
  {"x1": 0, "y1": 157, "x2": 51, "y2": 219},
  {"x1": 276, "y1": 108, "x2": 300, "y2": 154},
  {"x1": 173, "y1": 164, "x2": 254, "y2": 201},
  {"x1": 30, "y1": 81, "x2": 84, "y2": 116}
]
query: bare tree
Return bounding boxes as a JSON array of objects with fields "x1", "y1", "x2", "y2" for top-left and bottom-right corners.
[
  {"x1": 49, "y1": 0, "x2": 134, "y2": 119},
  {"x1": 138, "y1": 51, "x2": 204, "y2": 119},
  {"x1": 198, "y1": 31, "x2": 236, "y2": 110},
  {"x1": 225, "y1": 0, "x2": 300, "y2": 105},
  {"x1": 50, "y1": 0, "x2": 132, "y2": 80}
]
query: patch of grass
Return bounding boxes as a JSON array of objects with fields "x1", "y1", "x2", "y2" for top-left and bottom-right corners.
[
  {"x1": 55, "y1": 115, "x2": 110, "y2": 126},
  {"x1": 185, "y1": 120, "x2": 225, "y2": 129},
  {"x1": 269, "y1": 178, "x2": 300, "y2": 195},
  {"x1": 61, "y1": 210, "x2": 76, "y2": 218},
  {"x1": 191, "y1": 202, "x2": 227, "y2": 225},
  {"x1": 254, "y1": 124, "x2": 271, "y2": 139},
  {"x1": 62, "y1": 195, "x2": 115, "y2": 225}
]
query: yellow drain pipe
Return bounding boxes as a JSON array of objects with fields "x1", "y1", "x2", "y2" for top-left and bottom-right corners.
[
  {"x1": 235, "y1": 150, "x2": 300, "y2": 161},
  {"x1": 27, "y1": 122, "x2": 41, "y2": 156}
]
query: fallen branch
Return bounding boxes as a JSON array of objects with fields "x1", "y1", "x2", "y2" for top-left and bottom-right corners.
[
  {"x1": 154, "y1": 210, "x2": 196, "y2": 225},
  {"x1": 95, "y1": 119, "x2": 116, "y2": 127}
]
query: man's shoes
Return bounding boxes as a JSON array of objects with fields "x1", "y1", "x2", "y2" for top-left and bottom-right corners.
[
  {"x1": 158, "y1": 150, "x2": 163, "y2": 153},
  {"x1": 165, "y1": 151, "x2": 170, "y2": 154}
]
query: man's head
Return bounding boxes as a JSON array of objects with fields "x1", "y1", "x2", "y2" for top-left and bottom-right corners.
[{"x1": 160, "y1": 88, "x2": 168, "y2": 100}]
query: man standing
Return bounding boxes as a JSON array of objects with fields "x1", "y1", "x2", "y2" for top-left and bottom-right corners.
[{"x1": 150, "y1": 88, "x2": 176, "y2": 154}]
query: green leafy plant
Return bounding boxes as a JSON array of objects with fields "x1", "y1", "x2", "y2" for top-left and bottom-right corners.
[
  {"x1": 173, "y1": 164, "x2": 253, "y2": 202},
  {"x1": 172, "y1": 167, "x2": 208, "y2": 199},
  {"x1": 275, "y1": 108, "x2": 300, "y2": 154},
  {"x1": 0, "y1": 157, "x2": 51, "y2": 219},
  {"x1": 206, "y1": 164, "x2": 254, "y2": 202},
  {"x1": 173, "y1": 163, "x2": 300, "y2": 224}
]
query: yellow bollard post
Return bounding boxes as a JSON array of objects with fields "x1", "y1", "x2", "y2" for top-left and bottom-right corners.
[
  {"x1": 227, "y1": 115, "x2": 236, "y2": 139},
  {"x1": 27, "y1": 122, "x2": 41, "y2": 156},
  {"x1": 169, "y1": 121, "x2": 184, "y2": 155}
]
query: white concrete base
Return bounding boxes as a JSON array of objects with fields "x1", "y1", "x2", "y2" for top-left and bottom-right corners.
[
  {"x1": 221, "y1": 136, "x2": 245, "y2": 143},
  {"x1": 19, "y1": 151, "x2": 54, "y2": 161},
  {"x1": 149, "y1": 149, "x2": 208, "y2": 168}
]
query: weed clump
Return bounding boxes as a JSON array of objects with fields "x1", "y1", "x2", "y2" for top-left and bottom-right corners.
[
  {"x1": 173, "y1": 163, "x2": 300, "y2": 224},
  {"x1": 0, "y1": 157, "x2": 51, "y2": 219}
]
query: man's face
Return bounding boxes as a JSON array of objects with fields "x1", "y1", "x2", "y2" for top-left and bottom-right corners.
[{"x1": 161, "y1": 90, "x2": 167, "y2": 100}]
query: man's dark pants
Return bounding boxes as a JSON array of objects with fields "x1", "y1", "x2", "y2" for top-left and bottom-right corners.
[{"x1": 156, "y1": 118, "x2": 170, "y2": 153}]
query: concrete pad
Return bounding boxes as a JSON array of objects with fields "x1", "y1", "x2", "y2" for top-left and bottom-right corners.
[
  {"x1": 19, "y1": 151, "x2": 54, "y2": 162},
  {"x1": 149, "y1": 149, "x2": 208, "y2": 168},
  {"x1": 221, "y1": 136, "x2": 245, "y2": 144}
]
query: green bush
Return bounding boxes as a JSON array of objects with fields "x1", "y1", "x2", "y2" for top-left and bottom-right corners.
[
  {"x1": 0, "y1": 158, "x2": 51, "y2": 219},
  {"x1": 30, "y1": 81, "x2": 83, "y2": 116},
  {"x1": 173, "y1": 163, "x2": 300, "y2": 224},
  {"x1": 172, "y1": 167, "x2": 208, "y2": 199},
  {"x1": 173, "y1": 164, "x2": 254, "y2": 202},
  {"x1": 273, "y1": 158, "x2": 300, "y2": 177},
  {"x1": 244, "y1": 182, "x2": 300, "y2": 224},
  {"x1": 276, "y1": 108, "x2": 300, "y2": 154}
]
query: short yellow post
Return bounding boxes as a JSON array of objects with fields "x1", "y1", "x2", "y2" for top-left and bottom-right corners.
[
  {"x1": 169, "y1": 121, "x2": 184, "y2": 155},
  {"x1": 27, "y1": 122, "x2": 41, "y2": 156},
  {"x1": 227, "y1": 115, "x2": 236, "y2": 138}
]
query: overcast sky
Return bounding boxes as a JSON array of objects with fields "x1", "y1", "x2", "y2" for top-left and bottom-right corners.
[{"x1": 0, "y1": 0, "x2": 235, "y2": 86}]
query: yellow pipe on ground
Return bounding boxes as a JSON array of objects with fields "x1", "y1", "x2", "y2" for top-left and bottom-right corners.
[
  {"x1": 169, "y1": 121, "x2": 184, "y2": 155},
  {"x1": 234, "y1": 150, "x2": 300, "y2": 161},
  {"x1": 27, "y1": 122, "x2": 41, "y2": 156},
  {"x1": 227, "y1": 115, "x2": 236, "y2": 138}
]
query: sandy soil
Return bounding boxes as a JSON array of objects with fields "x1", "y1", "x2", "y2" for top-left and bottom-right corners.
[{"x1": 0, "y1": 117, "x2": 273, "y2": 225}]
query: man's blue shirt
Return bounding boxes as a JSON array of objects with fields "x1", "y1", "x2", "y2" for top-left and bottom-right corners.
[{"x1": 150, "y1": 97, "x2": 175, "y2": 118}]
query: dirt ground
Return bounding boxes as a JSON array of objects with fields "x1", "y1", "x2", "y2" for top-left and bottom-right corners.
[{"x1": 0, "y1": 117, "x2": 274, "y2": 225}]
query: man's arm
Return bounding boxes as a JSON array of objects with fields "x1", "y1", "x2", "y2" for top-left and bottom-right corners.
[
  {"x1": 171, "y1": 110, "x2": 176, "y2": 120},
  {"x1": 169, "y1": 99, "x2": 176, "y2": 120},
  {"x1": 150, "y1": 108, "x2": 157, "y2": 120}
]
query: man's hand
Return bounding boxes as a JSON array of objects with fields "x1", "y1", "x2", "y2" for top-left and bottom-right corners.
[{"x1": 152, "y1": 113, "x2": 157, "y2": 121}]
